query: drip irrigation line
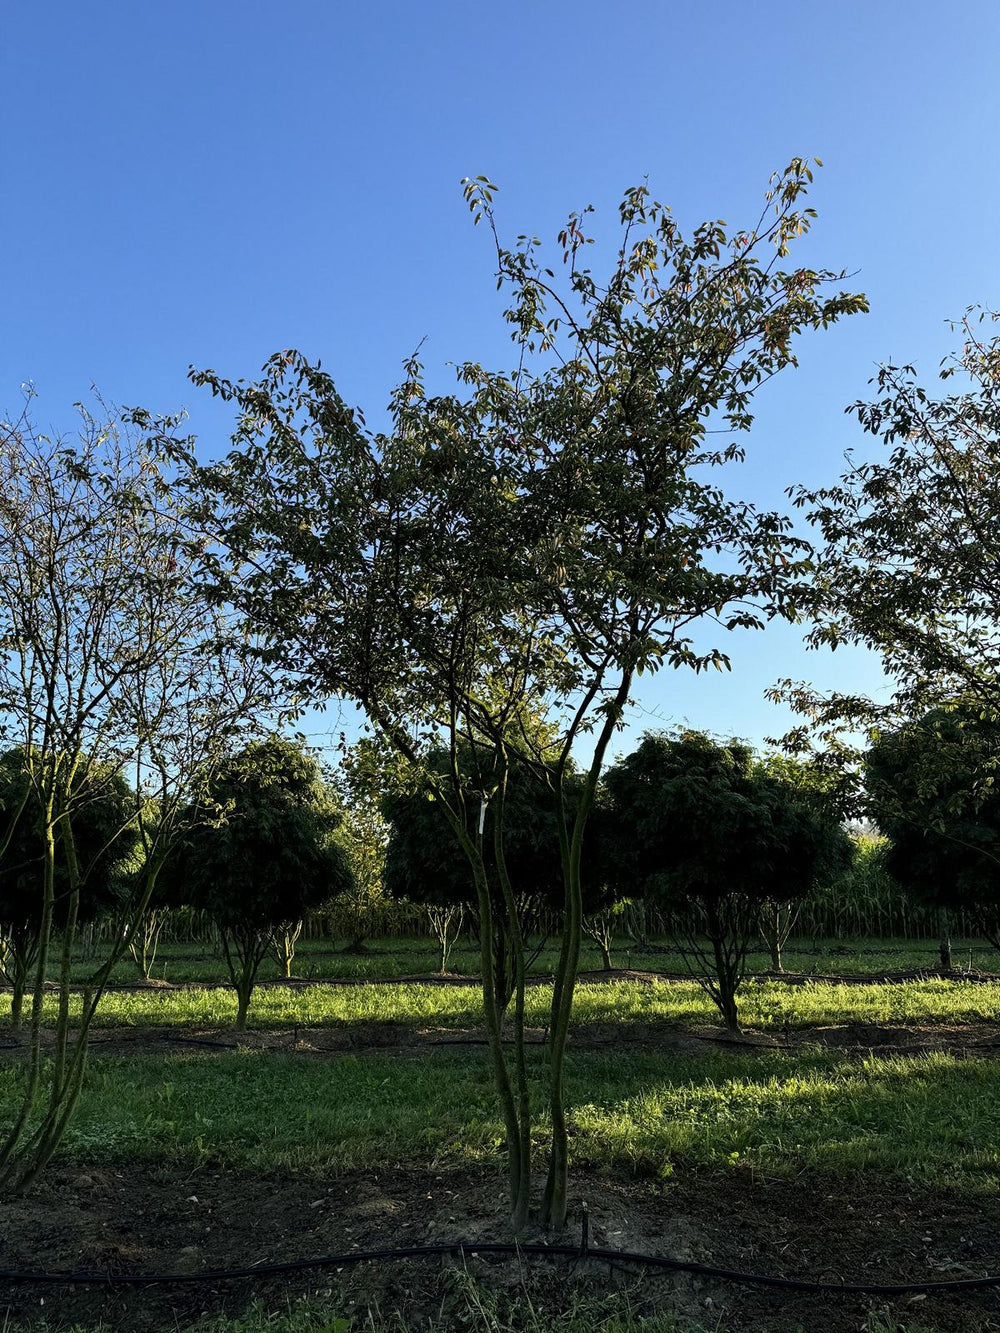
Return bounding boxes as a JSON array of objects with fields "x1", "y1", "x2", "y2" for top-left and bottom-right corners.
[{"x1": 1, "y1": 1238, "x2": 998, "y2": 1297}]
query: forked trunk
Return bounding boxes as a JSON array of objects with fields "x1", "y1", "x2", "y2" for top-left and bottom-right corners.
[{"x1": 275, "y1": 921, "x2": 303, "y2": 979}]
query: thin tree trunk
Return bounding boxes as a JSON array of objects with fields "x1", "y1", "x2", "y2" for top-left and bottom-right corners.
[
  {"x1": 220, "y1": 931, "x2": 263, "y2": 1032},
  {"x1": 10, "y1": 971, "x2": 26, "y2": 1034},
  {"x1": 0, "y1": 783, "x2": 58, "y2": 1185},
  {"x1": 760, "y1": 906, "x2": 783, "y2": 972},
  {"x1": 235, "y1": 981, "x2": 252, "y2": 1030},
  {"x1": 938, "y1": 907, "x2": 952, "y2": 971},
  {"x1": 715, "y1": 938, "x2": 742, "y2": 1034},
  {"x1": 542, "y1": 673, "x2": 631, "y2": 1231},
  {"x1": 130, "y1": 909, "x2": 164, "y2": 980},
  {"x1": 274, "y1": 921, "x2": 302, "y2": 979},
  {"x1": 492, "y1": 761, "x2": 531, "y2": 1234}
]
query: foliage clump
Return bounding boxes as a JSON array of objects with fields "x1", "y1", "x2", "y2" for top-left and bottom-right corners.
[
  {"x1": 167, "y1": 737, "x2": 353, "y2": 1027},
  {"x1": 604, "y1": 731, "x2": 852, "y2": 1029},
  {"x1": 866, "y1": 707, "x2": 1000, "y2": 948}
]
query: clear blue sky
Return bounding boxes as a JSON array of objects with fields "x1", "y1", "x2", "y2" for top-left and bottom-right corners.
[{"x1": 4, "y1": 0, "x2": 998, "y2": 758}]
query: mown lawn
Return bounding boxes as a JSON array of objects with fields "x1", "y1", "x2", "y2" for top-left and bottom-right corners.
[
  {"x1": 5, "y1": 973, "x2": 1000, "y2": 1034},
  {"x1": 3, "y1": 1044, "x2": 999, "y2": 1189},
  {"x1": 3, "y1": 950, "x2": 996, "y2": 1333},
  {"x1": 2, "y1": 964, "x2": 983, "y2": 1333},
  {"x1": 57, "y1": 934, "x2": 1000, "y2": 987}
]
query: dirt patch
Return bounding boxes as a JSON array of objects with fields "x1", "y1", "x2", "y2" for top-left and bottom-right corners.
[
  {"x1": 1, "y1": 1164, "x2": 999, "y2": 1331},
  {"x1": 11, "y1": 1012, "x2": 1000, "y2": 1066},
  {"x1": 793, "y1": 1021, "x2": 1000, "y2": 1055}
]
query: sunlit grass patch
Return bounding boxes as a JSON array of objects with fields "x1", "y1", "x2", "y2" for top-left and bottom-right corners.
[
  {"x1": 4, "y1": 972, "x2": 1000, "y2": 1036},
  {"x1": 53, "y1": 934, "x2": 1000, "y2": 990},
  {"x1": 4, "y1": 1045, "x2": 999, "y2": 1190}
]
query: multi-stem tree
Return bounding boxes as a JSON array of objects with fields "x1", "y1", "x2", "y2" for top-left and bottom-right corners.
[
  {"x1": 753, "y1": 751, "x2": 854, "y2": 970},
  {"x1": 0, "y1": 751, "x2": 139, "y2": 1032},
  {"x1": 176, "y1": 160, "x2": 865, "y2": 1228},
  {"x1": 0, "y1": 399, "x2": 274, "y2": 1192},
  {"x1": 382, "y1": 744, "x2": 605, "y2": 1010}
]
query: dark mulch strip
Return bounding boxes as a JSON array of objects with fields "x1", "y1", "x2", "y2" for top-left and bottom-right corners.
[
  {"x1": 11, "y1": 1012, "x2": 1000, "y2": 1064},
  {"x1": 1, "y1": 1163, "x2": 999, "y2": 1331}
]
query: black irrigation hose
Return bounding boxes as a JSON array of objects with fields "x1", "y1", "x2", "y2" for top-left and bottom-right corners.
[{"x1": 1, "y1": 1239, "x2": 999, "y2": 1297}]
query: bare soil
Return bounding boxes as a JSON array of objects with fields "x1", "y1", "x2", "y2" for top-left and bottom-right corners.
[
  {"x1": 1, "y1": 1163, "x2": 999, "y2": 1332},
  {"x1": 7, "y1": 1010, "x2": 1000, "y2": 1064}
]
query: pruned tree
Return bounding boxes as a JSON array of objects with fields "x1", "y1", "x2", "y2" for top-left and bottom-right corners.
[
  {"x1": 171, "y1": 160, "x2": 865, "y2": 1228},
  {"x1": 753, "y1": 751, "x2": 853, "y2": 970},
  {"x1": 166, "y1": 736, "x2": 353, "y2": 1029},
  {"x1": 582, "y1": 908, "x2": 619, "y2": 972},
  {"x1": 865, "y1": 707, "x2": 1000, "y2": 963},
  {"x1": 603, "y1": 732, "x2": 852, "y2": 1030},
  {"x1": 382, "y1": 745, "x2": 606, "y2": 1010},
  {"x1": 426, "y1": 903, "x2": 464, "y2": 975}
]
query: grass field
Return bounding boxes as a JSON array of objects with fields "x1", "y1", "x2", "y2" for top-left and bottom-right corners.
[
  {"x1": 2, "y1": 1045, "x2": 998, "y2": 1186},
  {"x1": 56, "y1": 933, "x2": 1000, "y2": 986},
  {"x1": 6, "y1": 972, "x2": 1000, "y2": 1034},
  {"x1": 3, "y1": 937, "x2": 999, "y2": 1333}
]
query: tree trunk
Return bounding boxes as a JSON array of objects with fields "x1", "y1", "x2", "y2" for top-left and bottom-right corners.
[
  {"x1": 769, "y1": 933, "x2": 783, "y2": 973},
  {"x1": 220, "y1": 931, "x2": 263, "y2": 1032},
  {"x1": 541, "y1": 675, "x2": 631, "y2": 1233},
  {"x1": 583, "y1": 915, "x2": 614, "y2": 972},
  {"x1": 938, "y1": 907, "x2": 952, "y2": 971},
  {"x1": 720, "y1": 988, "x2": 741, "y2": 1034},
  {"x1": 275, "y1": 921, "x2": 302, "y2": 979},
  {"x1": 759, "y1": 902, "x2": 788, "y2": 973},
  {"x1": 428, "y1": 905, "x2": 462, "y2": 976},
  {"x1": 10, "y1": 971, "x2": 26, "y2": 1035},
  {"x1": 235, "y1": 984, "x2": 251, "y2": 1031},
  {"x1": 129, "y1": 909, "x2": 164, "y2": 981},
  {"x1": 3, "y1": 935, "x2": 33, "y2": 1038}
]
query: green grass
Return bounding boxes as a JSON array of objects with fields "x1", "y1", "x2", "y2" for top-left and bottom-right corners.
[
  {"x1": 2, "y1": 936, "x2": 986, "y2": 1333},
  {"x1": 56, "y1": 934, "x2": 1000, "y2": 987},
  {"x1": 5, "y1": 974, "x2": 1000, "y2": 1035},
  {"x1": 4, "y1": 1043, "x2": 1000, "y2": 1188},
  {"x1": 3, "y1": 1286, "x2": 709, "y2": 1333},
  {"x1": 1, "y1": 1294, "x2": 941, "y2": 1333}
]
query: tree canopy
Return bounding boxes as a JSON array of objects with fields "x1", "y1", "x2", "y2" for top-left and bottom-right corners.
[
  {"x1": 167, "y1": 736, "x2": 353, "y2": 1026},
  {"x1": 775, "y1": 309, "x2": 1000, "y2": 750},
  {"x1": 167, "y1": 160, "x2": 866, "y2": 1229},
  {"x1": 0, "y1": 749, "x2": 141, "y2": 934},
  {"x1": 603, "y1": 732, "x2": 852, "y2": 1027},
  {"x1": 865, "y1": 707, "x2": 1000, "y2": 943},
  {"x1": 382, "y1": 745, "x2": 606, "y2": 918}
]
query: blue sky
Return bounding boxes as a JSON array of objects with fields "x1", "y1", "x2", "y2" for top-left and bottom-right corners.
[{"x1": 4, "y1": 0, "x2": 998, "y2": 758}]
